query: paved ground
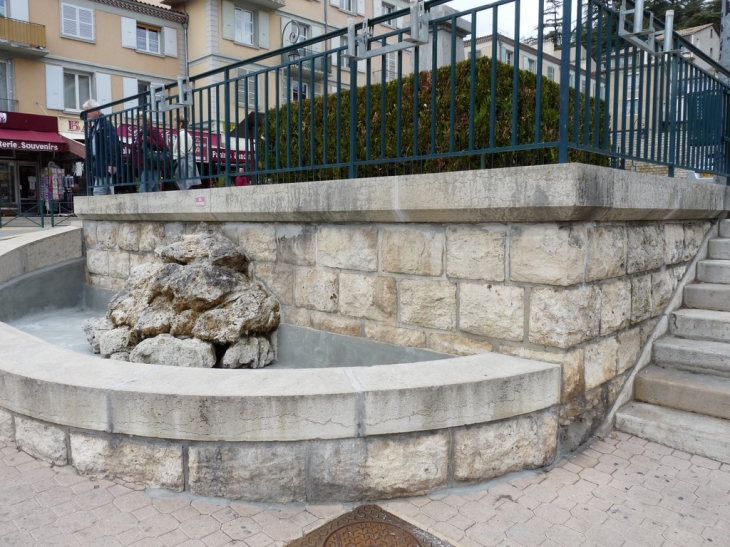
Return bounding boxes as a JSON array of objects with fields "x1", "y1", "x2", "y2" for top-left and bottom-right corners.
[{"x1": 1, "y1": 432, "x2": 729, "y2": 547}]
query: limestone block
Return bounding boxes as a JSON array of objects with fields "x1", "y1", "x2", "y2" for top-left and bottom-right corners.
[
  {"x1": 318, "y1": 226, "x2": 378, "y2": 272},
  {"x1": 586, "y1": 225, "x2": 627, "y2": 281},
  {"x1": 70, "y1": 433, "x2": 184, "y2": 491},
  {"x1": 164, "y1": 222, "x2": 185, "y2": 240},
  {"x1": 220, "y1": 222, "x2": 242, "y2": 245},
  {"x1": 294, "y1": 268, "x2": 339, "y2": 313},
  {"x1": 86, "y1": 249, "x2": 109, "y2": 276},
  {"x1": 600, "y1": 279, "x2": 631, "y2": 335},
  {"x1": 382, "y1": 228, "x2": 444, "y2": 276},
  {"x1": 498, "y1": 346, "x2": 584, "y2": 403},
  {"x1": 683, "y1": 221, "x2": 711, "y2": 261},
  {"x1": 108, "y1": 251, "x2": 131, "y2": 279},
  {"x1": 652, "y1": 269, "x2": 676, "y2": 317},
  {"x1": 83, "y1": 221, "x2": 98, "y2": 248},
  {"x1": 529, "y1": 286, "x2": 601, "y2": 348},
  {"x1": 95, "y1": 221, "x2": 119, "y2": 250},
  {"x1": 460, "y1": 284, "x2": 524, "y2": 341},
  {"x1": 627, "y1": 225, "x2": 664, "y2": 274},
  {"x1": 129, "y1": 252, "x2": 160, "y2": 272},
  {"x1": 608, "y1": 372, "x2": 628, "y2": 405},
  {"x1": 339, "y1": 273, "x2": 396, "y2": 321},
  {"x1": 640, "y1": 317, "x2": 660, "y2": 346},
  {"x1": 617, "y1": 327, "x2": 641, "y2": 374},
  {"x1": 399, "y1": 279, "x2": 456, "y2": 330},
  {"x1": 664, "y1": 223, "x2": 685, "y2": 265},
  {"x1": 281, "y1": 306, "x2": 311, "y2": 327},
  {"x1": 138, "y1": 222, "x2": 165, "y2": 252},
  {"x1": 363, "y1": 324, "x2": 426, "y2": 348},
  {"x1": 15, "y1": 416, "x2": 67, "y2": 465},
  {"x1": 426, "y1": 333, "x2": 493, "y2": 356},
  {"x1": 453, "y1": 410, "x2": 557, "y2": 483},
  {"x1": 362, "y1": 433, "x2": 449, "y2": 498},
  {"x1": 310, "y1": 312, "x2": 361, "y2": 337},
  {"x1": 0, "y1": 408, "x2": 14, "y2": 443},
  {"x1": 631, "y1": 274, "x2": 653, "y2": 324},
  {"x1": 510, "y1": 224, "x2": 586, "y2": 286},
  {"x1": 308, "y1": 438, "x2": 367, "y2": 502},
  {"x1": 584, "y1": 336, "x2": 618, "y2": 391},
  {"x1": 446, "y1": 227, "x2": 505, "y2": 281},
  {"x1": 239, "y1": 224, "x2": 277, "y2": 262},
  {"x1": 119, "y1": 223, "x2": 141, "y2": 252},
  {"x1": 99, "y1": 327, "x2": 137, "y2": 357},
  {"x1": 87, "y1": 274, "x2": 125, "y2": 292},
  {"x1": 254, "y1": 263, "x2": 294, "y2": 306},
  {"x1": 188, "y1": 443, "x2": 307, "y2": 503},
  {"x1": 129, "y1": 335, "x2": 217, "y2": 368},
  {"x1": 277, "y1": 225, "x2": 315, "y2": 266}
]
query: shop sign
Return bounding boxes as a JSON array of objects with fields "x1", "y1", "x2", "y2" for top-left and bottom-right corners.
[
  {"x1": 59, "y1": 116, "x2": 85, "y2": 135},
  {"x1": 0, "y1": 113, "x2": 7, "y2": 124},
  {"x1": 0, "y1": 139, "x2": 62, "y2": 152}
]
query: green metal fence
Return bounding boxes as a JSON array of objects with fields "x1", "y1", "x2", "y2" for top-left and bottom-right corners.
[{"x1": 83, "y1": 0, "x2": 730, "y2": 195}]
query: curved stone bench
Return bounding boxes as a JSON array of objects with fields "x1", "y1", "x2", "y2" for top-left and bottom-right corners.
[{"x1": 0, "y1": 228, "x2": 562, "y2": 503}]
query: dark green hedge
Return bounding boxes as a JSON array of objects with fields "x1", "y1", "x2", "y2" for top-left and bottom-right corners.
[{"x1": 262, "y1": 56, "x2": 609, "y2": 182}]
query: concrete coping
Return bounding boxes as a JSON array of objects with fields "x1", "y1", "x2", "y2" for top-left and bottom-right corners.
[
  {"x1": 0, "y1": 321, "x2": 561, "y2": 442},
  {"x1": 73, "y1": 164, "x2": 726, "y2": 223}
]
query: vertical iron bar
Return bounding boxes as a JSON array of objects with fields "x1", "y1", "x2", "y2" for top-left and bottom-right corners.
[
  {"x1": 413, "y1": 39, "x2": 420, "y2": 159},
  {"x1": 430, "y1": 19, "x2": 438, "y2": 155},
  {"x1": 469, "y1": 14, "x2": 477, "y2": 150},
  {"x1": 490, "y1": 8, "x2": 498, "y2": 150},
  {"x1": 558, "y1": 0, "x2": 573, "y2": 162},
  {"x1": 573, "y1": 0, "x2": 583, "y2": 145},
  {"x1": 584, "y1": 0, "x2": 593, "y2": 146},
  {"x1": 668, "y1": 54, "x2": 678, "y2": 176},
  {"x1": 349, "y1": 48, "x2": 358, "y2": 178},
  {"x1": 512, "y1": 0, "x2": 520, "y2": 147},
  {"x1": 449, "y1": 15, "x2": 457, "y2": 153},
  {"x1": 535, "y1": 0, "x2": 544, "y2": 144},
  {"x1": 397, "y1": 47, "x2": 403, "y2": 158}
]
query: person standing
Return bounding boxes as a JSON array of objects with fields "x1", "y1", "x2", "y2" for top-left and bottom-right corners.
[
  {"x1": 83, "y1": 99, "x2": 120, "y2": 196},
  {"x1": 133, "y1": 112, "x2": 164, "y2": 193},
  {"x1": 171, "y1": 114, "x2": 201, "y2": 190}
]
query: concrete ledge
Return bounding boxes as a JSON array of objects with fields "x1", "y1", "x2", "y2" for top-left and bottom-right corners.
[{"x1": 73, "y1": 164, "x2": 726, "y2": 223}]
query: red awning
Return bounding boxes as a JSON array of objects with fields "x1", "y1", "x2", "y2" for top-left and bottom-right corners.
[
  {"x1": 0, "y1": 128, "x2": 67, "y2": 153},
  {"x1": 61, "y1": 136, "x2": 85, "y2": 159}
]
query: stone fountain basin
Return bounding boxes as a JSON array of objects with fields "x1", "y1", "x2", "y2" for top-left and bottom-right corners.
[{"x1": 0, "y1": 227, "x2": 562, "y2": 502}]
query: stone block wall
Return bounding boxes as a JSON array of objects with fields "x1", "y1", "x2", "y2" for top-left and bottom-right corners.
[{"x1": 83, "y1": 218, "x2": 712, "y2": 450}]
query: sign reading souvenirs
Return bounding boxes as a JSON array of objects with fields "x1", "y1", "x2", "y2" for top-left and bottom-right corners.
[{"x1": 0, "y1": 139, "x2": 62, "y2": 152}]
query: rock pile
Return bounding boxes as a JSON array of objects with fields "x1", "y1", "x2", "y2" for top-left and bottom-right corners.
[{"x1": 83, "y1": 227, "x2": 280, "y2": 368}]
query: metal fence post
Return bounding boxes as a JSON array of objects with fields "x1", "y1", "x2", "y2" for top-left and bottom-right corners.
[
  {"x1": 558, "y1": 0, "x2": 573, "y2": 163},
  {"x1": 224, "y1": 69, "x2": 232, "y2": 186},
  {"x1": 349, "y1": 54, "x2": 358, "y2": 179}
]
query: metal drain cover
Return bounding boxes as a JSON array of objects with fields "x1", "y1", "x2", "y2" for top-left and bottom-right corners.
[{"x1": 286, "y1": 504, "x2": 455, "y2": 547}]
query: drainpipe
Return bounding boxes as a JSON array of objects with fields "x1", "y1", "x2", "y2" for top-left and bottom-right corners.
[{"x1": 183, "y1": 16, "x2": 190, "y2": 79}]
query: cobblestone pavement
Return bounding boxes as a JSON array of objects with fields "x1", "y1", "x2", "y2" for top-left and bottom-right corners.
[{"x1": 1, "y1": 431, "x2": 729, "y2": 547}]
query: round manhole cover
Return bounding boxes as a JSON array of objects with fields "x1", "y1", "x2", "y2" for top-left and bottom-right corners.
[{"x1": 324, "y1": 521, "x2": 421, "y2": 547}]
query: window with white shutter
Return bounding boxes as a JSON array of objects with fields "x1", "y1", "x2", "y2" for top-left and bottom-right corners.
[
  {"x1": 237, "y1": 67, "x2": 257, "y2": 108},
  {"x1": 60, "y1": 3, "x2": 95, "y2": 41},
  {"x1": 63, "y1": 71, "x2": 91, "y2": 111},
  {"x1": 234, "y1": 8, "x2": 255, "y2": 46}
]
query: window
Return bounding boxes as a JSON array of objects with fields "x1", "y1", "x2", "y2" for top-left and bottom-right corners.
[
  {"x1": 64, "y1": 71, "x2": 91, "y2": 111},
  {"x1": 61, "y1": 3, "x2": 94, "y2": 41},
  {"x1": 569, "y1": 74, "x2": 574, "y2": 87},
  {"x1": 340, "y1": 36, "x2": 349, "y2": 68},
  {"x1": 501, "y1": 48, "x2": 512, "y2": 65},
  {"x1": 0, "y1": 62, "x2": 12, "y2": 112},
  {"x1": 385, "y1": 52, "x2": 397, "y2": 81},
  {"x1": 341, "y1": 0, "x2": 353, "y2": 12},
  {"x1": 626, "y1": 73, "x2": 635, "y2": 90},
  {"x1": 547, "y1": 66, "x2": 555, "y2": 81},
  {"x1": 626, "y1": 98, "x2": 637, "y2": 116},
  {"x1": 237, "y1": 68, "x2": 256, "y2": 107},
  {"x1": 291, "y1": 80, "x2": 308, "y2": 102},
  {"x1": 0, "y1": 1, "x2": 6, "y2": 18},
  {"x1": 296, "y1": 24, "x2": 309, "y2": 43},
  {"x1": 138, "y1": 81, "x2": 150, "y2": 95},
  {"x1": 600, "y1": 85, "x2": 606, "y2": 100},
  {"x1": 136, "y1": 24, "x2": 160, "y2": 54},
  {"x1": 382, "y1": 3, "x2": 397, "y2": 27},
  {"x1": 526, "y1": 58, "x2": 536, "y2": 73},
  {"x1": 235, "y1": 8, "x2": 255, "y2": 46}
]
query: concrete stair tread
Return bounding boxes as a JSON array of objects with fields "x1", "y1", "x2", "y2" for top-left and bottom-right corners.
[
  {"x1": 697, "y1": 260, "x2": 730, "y2": 284},
  {"x1": 709, "y1": 238, "x2": 730, "y2": 260},
  {"x1": 636, "y1": 366, "x2": 730, "y2": 420},
  {"x1": 654, "y1": 335, "x2": 730, "y2": 377},
  {"x1": 683, "y1": 283, "x2": 730, "y2": 312},
  {"x1": 616, "y1": 402, "x2": 730, "y2": 464},
  {"x1": 670, "y1": 308, "x2": 730, "y2": 343}
]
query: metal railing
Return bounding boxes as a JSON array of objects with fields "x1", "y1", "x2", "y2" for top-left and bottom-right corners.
[
  {"x1": 83, "y1": 0, "x2": 730, "y2": 195},
  {"x1": 0, "y1": 17, "x2": 46, "y2": 49}
]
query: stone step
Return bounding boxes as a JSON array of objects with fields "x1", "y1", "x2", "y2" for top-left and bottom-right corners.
[
  {"x1": 719, "y1": 219, "x2": 730, "y2": 238},
  {"x1": 670, "y1": 308, "x2": 730, "y2": 343},
  {"x1": 697, "y1": 260, "x2": 730, "y2": 284},
  {"x1": 635, "y1": 366, "x2": 730, "y2": 420},
  {"x1": 616, "y1": 402, "x2": 730, "y2": 465},
  {"x1": 654, "y1": 336, "x2": 730, "y2": 378},
  {"x1": 683, "y1": 283, "x2": 730, "y2": 312},
  {"x1": 709, "y1": 238, "x2": 730, "y2": 260}
]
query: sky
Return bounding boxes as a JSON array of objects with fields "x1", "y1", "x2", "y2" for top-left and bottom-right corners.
[{"x1": 446, "y1": 0, "x2": 543, "y2": 41}]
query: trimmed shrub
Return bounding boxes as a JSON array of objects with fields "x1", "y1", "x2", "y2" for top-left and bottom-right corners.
[{"x1": 262, "y1": 56, "x2": 609, "y2": 182}]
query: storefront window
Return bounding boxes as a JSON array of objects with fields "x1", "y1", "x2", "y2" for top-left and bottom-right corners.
[
  {"x1": 0, "y1": 62, "x2": 10, "y2": 112},
  {"x1": 0, "y1": 163, "x2": 15, "y2": 209},
  {"x1": 64, "y1": 71, "x2": 91, "y2": 111}
]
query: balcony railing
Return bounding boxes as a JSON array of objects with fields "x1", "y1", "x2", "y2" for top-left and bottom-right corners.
[{"x1": 0, "y1": 17, "x2": 46, "y2": 50}]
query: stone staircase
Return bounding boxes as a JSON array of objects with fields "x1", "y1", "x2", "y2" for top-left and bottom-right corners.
[{"x1": 616, "y1": 219, "x2": 730, "y2": 464}]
